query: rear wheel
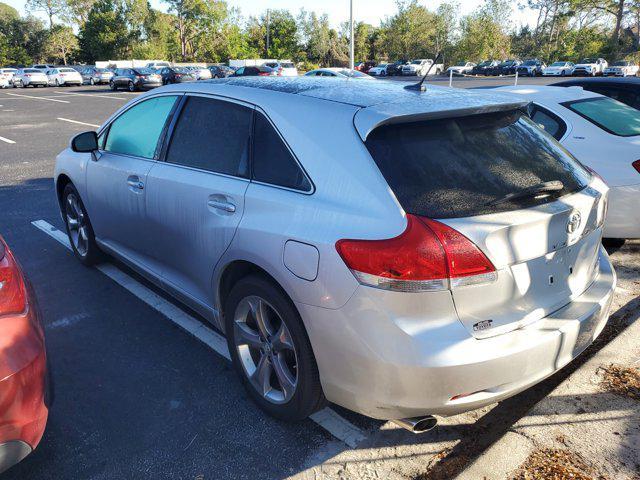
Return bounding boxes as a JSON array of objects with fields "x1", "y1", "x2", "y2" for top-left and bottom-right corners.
[
  {"x1": 109, "y1": 80, "x2": 116, "y2": 91},
  {"x1": 62, "y1": 183, "x2": 102, "y2": 266},
  {"x1": 603, "y1": 238, "x2": 625, "y2": 253},
  {"x1": 90, "y1": 78, "x2": 95, "y2": 85},
  {"x1": 225, "y1": 275, "x2": 325, "y2": 421}
]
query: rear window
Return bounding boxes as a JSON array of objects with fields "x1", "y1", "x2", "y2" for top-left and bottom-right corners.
[
  {"x1": 281, "y1": 63, "x2": 295, "y2": 68},
  {"x1": 562, "y1": 97, "x2": 640, "y2": 137},
  {"x1": 365, "y1": 110, "x2": 591, "y2": 219}
]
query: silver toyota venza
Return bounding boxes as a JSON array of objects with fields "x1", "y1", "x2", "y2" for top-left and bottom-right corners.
[{"x1": 54, "y1": 78, "x2": 615, "y2": 431}]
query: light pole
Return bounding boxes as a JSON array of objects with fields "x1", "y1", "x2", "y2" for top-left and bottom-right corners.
[
  {"x1": 266, "y1": 9, "x2": 270, "y2": 58},
  {"x1": 349, "y1": 0, "x2": 354, "y2": 70}
]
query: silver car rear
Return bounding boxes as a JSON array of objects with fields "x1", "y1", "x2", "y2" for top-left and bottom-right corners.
[{"x1": 54, "y1": 79, "x2": 615, "y2": 424}]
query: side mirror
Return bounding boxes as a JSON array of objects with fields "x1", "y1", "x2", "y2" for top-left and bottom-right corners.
[{"x1": 71, "y1": 131, "x2": 98, "y2": 153}]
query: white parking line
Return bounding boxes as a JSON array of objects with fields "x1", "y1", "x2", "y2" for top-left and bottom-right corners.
[
  {"x1": 3, "y1": 92, "x2": 70, "y2": 103},
  {"x1": 31, "y1": 219, "x2": 367, "y2": 448},
  {"x1": 57, "y1": 117, "x2": 100, "y2": 128},
  {"x1": 0, "y1": 135, "x2": 15, "y2": 144},
  {"x1": 54, "y1": 91, "x2": 128, "y2": 100}
]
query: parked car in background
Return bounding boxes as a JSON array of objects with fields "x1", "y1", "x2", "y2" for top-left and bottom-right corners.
[
  {"x1": 402, "y1": 59, "x2": 443, "y2": 76},
  {"x1": 496, "y1": 85, "x2": 640, "y2": 240},
  {"x1": 516, "y1": 59, "x2": 546, "y2": 76},
  {"x1": 604, "y1": 61, "x2": 639, "y2": 77},
  {"x1": 385, "y1": 60, "x2": 408, "y2": 76},
  {"x1": 54, "y1": 78, "x2": 614, "y2": 429},
  {"x1": 109, "y1": 67, "x2": 162, "y2": 91},
  {"x1": 304, "y1": 68, "x2": 374, "y2": 79},
  {"x1": 31, "y1": 64, "x2": 55, "y2": 70},
  {"x1": 489, "y1": 59, "x2": 521, "y2": 76},
  {"x1": 367, "y1": 64, "x2": 389, "y2": 76},
  {"x1": 0, "y1": 68, "x2": 17, "y2": 86},
  {"x1": 0, "y1": 235, "x2": 49, "y2": 474},
  {"x1": 573, "y1": 58, "x2": 608, "y2": 76},
  {"x1": 543, "y1": 61, "x2": 575, "y2": 76},
  {"x1": 553, "y1": 77, "x2": 640, "y2": 110},
  {"x1": 158, "y1": 66, "x2": 196, "y2": 84},
  {"x1": 0, "y1": 75, "x2": 8, "y2": 88},
  {"x1": 446, "y1": 61, "x2": 476, "y2": 75},
  {"x1": 146, "y1": 61, "x2": 171, "y2": 69},
  {"x1": 209, "y1": 65, "x2": 234, "y2": 78},
  {"x1": 81, "y1": 67, "x2": 114, "y2": 85},
  {"x1": 263, "y1": 61, "x2": 298, "y2": 77},
  {"x1": 471, "y1": 60, "x2": 500, "y2": 75},
  {"x1": 46, "y1": 67, "x2": 83, "y2": 86},
  {"x1": 184, "y1": 66, "x2": 212, "y2": 80},
  {"x1": 12, "y1": 68, "x2": 48, "y2": 88},
  {"x1": 231, "y1": 65, "x2": 277, "y2": 77}
]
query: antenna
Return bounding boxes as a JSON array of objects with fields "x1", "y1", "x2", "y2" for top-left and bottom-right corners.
[{"x1": 405, "y1": 51, "x2": 443, "y2": 92}]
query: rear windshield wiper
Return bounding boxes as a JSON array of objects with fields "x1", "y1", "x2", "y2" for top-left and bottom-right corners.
[{"x1": 487, "y1": 181, "x2": 564, "y2": 206}]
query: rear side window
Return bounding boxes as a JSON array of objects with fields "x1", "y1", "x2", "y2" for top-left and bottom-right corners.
[
  {"x1": 531, "y1": 106, "x2": 567, "y2": 140},
  {"x1": 105, "y1": 95, "x2": 178, "y2": 159},
  {"x1": 252, "y1": 113, "x2": 311, "y2": 191},
  {"x1": 562, "y1": 97, "x2": 640, "y2": 136},
  {"x1": 166, "y1": 96, "x2": 252, "y2": 177},
  {"x1": 365, "y1": 110, "x2": 591, "y2": 219}
]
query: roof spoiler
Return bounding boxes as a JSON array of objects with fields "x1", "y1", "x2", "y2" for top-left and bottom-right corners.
[{"x1": 354, "y1": 101, "x2": 531, "y2": 141}]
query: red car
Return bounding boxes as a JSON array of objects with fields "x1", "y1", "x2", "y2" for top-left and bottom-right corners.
[{"x1": 0, "y1": 235, "x2": 49, "y2": 473}]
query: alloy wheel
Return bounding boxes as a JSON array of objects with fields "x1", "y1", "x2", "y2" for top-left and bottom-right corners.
[
  {"x1": 233, "y1": 295, "x2": 298, "y2": 405},
  {"x1": 65, "y1": 193, "x2": 89, "y2": 257}
]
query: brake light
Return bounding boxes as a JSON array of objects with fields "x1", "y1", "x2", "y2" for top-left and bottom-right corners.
[
  {"x1": 633, "y1": 160, "x2": 640, "y2": 174},
  {"x1": 336, "y1": 215, "x2": 496, "y2": 292},
  {"x1": 258, "y1": 72, "x2": 270, "y2": 76},
  {"x1": 0, "y1": 238, "x2": 26, "y2": 316},
  {"x1": 25, "y1": 74, "x2": 31, "y2": 77}
]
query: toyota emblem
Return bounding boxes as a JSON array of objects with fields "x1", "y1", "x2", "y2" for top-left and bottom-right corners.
[{"x1": 567, "y1": 212, "x2": 582, "y2": 234}]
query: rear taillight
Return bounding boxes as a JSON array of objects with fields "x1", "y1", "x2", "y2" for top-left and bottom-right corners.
[
  {"x1": 258, "y1": 72, "x2": 270, "y2": 76},
  {"x1": 336, "y1": 215, "x2": 496, "y2": 292},
  {"x1": 633, "y1": 160, "x2": 640, "y2": 174},
  {"x1": 0, "y1": 238, "x2": 27, "y2": 316}
]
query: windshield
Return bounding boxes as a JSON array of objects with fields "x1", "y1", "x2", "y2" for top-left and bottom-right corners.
[
  {"x1": 24, "y1": 69, "x2": 40, "y2": 73},
  {"x1": 338, "y1": 69, "x2": 367, "y2": 77},
  {"x1": 612, "y1": 61, "x2": 628, "y2": 66},
  {"x1": 411, "y1": 60, "x2": 422, "y2": 65},
  {"x1": 581, "y1": 58, "x2": 596, "y2": 63},
  {"x1": 281, "y1": 62, "x2": 295, "y2": 68},
  {"x1": 550, "y1": 62, "x2": 565, "y2": 67},
  {"x1": 563, "y1": 97, "x2": 640, "y2": 137},
  {"x1": 59, "y1": 68, "x2": 76, "y2": 73},
  {"x1": 478, "y1": 61, "x2": 491, "y2": 66},
  {"x1": 134, "y1": 68, "x2": 154, "y2": 75},
  {"x1": 365, "y1": 110, "x2": 590, "y2": 218},
  {"x1": 523, "y1": 60, "x2": 537, "y2": 65},
  {"x1": 173, "y1": 67, "x2": 190, "y2": 73}
]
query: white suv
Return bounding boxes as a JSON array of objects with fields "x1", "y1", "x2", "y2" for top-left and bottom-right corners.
[
  {"x1": 54, "y1": 78, "x2": 615, "y2": 429},
  {"x1": 264, "y1": 61, "x2": 298, "y2": 77}
]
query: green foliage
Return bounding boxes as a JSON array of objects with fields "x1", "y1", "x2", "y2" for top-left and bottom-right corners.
[
  {"x1": 0, "y1": 2, "x2": 19, "y2": 22},
  {"x1": 44, "y1": 24, "x2": 78, "y2": 63},
  {"x1": 79, "y1": 0, "x2": 129, "y2": 62}
]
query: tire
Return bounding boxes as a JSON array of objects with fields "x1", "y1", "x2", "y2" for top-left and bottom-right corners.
[
  {"x1": 90, "y1": 78, "x2": 95, "y2": 85},
  {"x1": 55, "y1": 79, "x2": 60, "y2": 87},
  {"x1": 62, "y1": 183, "x2": 103, "y2": 266},
  {"x1": 560, "y1": 70, "x2": 566, "y2": 76},
  {"x1": 224, "y1": 275, "x2": 325, "y2": 421},
  {"x1": 128, "y1": 81, "x2": 135, "y2": 92},
  {"x1": 603, "y1": 238, "x2": 626, "y2": 253},
  {"x1": 109, "y1": 80, "x2": 116, "y2": 91}
]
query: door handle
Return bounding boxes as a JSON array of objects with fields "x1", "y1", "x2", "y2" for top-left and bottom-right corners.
[
  {"x1": 127, "y1": 178, "x2": 144, "y2": 190},
  {"x1": 207, "y1": 199, "x2": 236, "y2": 213}
]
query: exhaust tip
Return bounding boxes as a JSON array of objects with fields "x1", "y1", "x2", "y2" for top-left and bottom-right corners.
[{"x1": 393, "y1": 415, "x2": 438, "y2": 434}]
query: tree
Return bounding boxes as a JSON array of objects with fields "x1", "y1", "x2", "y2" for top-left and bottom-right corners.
[
  {"x1": 455, "y1": 0, "x2": 511, "y2": 61},
  {"x1": 44, "y1": 24, "x2": 78, "y2": 63},
  {"x1": 25, "y1": 0, "x2": 65, "y2": 28},
  {"x1": 164, "y1": 0, "x2": 226, "y2": 60},
  {"x1": 0, "y1": 2, "x2": 19, "y2": 23},
  {"x1": 79, "y1": 0, "x2": 128, "y2": 62},
  {"x1": 380, "y1": 0, "x2": 439, "y2": 60},
  {"x1": 62, "y1": 0, "x2": 97, "y2": 28}
]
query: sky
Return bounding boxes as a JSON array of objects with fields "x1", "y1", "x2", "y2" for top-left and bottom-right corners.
[{"x1": 3, "y1": 0, "x2": 538, "y2": 29}]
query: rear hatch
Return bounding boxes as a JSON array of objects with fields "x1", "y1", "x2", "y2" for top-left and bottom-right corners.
[{"x1": 364, "y1": 108, "x2": 607, "y2": 338}]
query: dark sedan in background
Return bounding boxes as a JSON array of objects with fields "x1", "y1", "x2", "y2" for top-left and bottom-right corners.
[
  {"x1": 554, "y1": 77, "x2": 640, "y2": 110},
  {"x1": 516, "y1": 59, "x2": 546, "y2": 76},
  {"x1": 208, "y1": 65, "x2": 234, "y2": 78},
  {"x1": 471, "y1": 60, "x2": 500, "y2": 75},
  {"x1": 385, "y1": 60, "x2": 408, "y2": 76},
  {"x1": 0, "y1": 235, "x2": 49, "y2": 474},
  {"x1": 109, "y1": 68, "x2": 162, "y2": 91},
  {"x1": 489, "y1": 59, "x2": 521, "y2": 76},
  {"x1": 231, "y1": 65, "x2": 276, "y2": 77},
  {"x1": 157, "y1": 66, "x2": 196, "y2": 85}
]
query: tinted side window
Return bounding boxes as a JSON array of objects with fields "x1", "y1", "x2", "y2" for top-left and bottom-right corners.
[
  {"x1": 166, "y1": 96, "x2": 252, "y2": 176},
  {"x1": 105, "y1": 96, "x2": 178, "y2": 159},
  {"x1": 531, "y1": 106, "x2": 567, "y2": 140},
  {"x1": 252, "y1": 113, "x2": 311, "y2": 191}
]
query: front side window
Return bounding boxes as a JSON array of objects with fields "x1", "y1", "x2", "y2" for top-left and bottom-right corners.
[
  {"x1": 252, "y1": 112, "x2": 311, "y2": 191},
  {"x1": 365, "y1": 110, "x2": 590, "y2": 219},
  {"x1": 563, "y1": 97, "x2": 640, "y2": 137},
  {"x1": 104, "y1": 95, "x2": 178, "y2": 159},
  {"x1": 166, "y1": 96, "x2": 252, "y2": 176}
]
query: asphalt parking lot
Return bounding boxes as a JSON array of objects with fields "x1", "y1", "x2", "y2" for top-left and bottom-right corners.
[{"x1": 0, "y1": 77, "x2": 638, "y2": 479}]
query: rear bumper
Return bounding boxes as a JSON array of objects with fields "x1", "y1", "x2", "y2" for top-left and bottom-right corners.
[
  {"x1": 0, "y1": 301, "x2": 49, "y2": 472},
  {"x1": 605, "y1": 183, "x2": 640, "y2": 239},
  {"x1": 301, "y1": 247, "x2": 616, "y2": 420}
]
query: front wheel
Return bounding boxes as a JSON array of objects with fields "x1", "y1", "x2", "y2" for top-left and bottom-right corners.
[
  {"x1": 225, "y1": 275, "x2": 325, "y2": 421},
  {"x1": 128, "y1": 81, "x2": 135, "y2": 92},
  {"x1": 62, "y1": 184, "x2": 103, "y2": 266}
]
